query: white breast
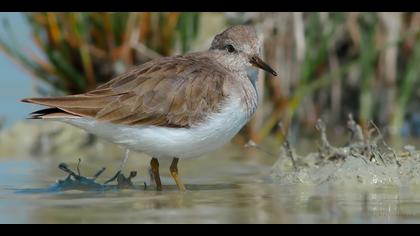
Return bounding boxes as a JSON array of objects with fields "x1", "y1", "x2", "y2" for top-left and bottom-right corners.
[{"x1": 62, "y1": 96, "x2": 253, "y2": 159}]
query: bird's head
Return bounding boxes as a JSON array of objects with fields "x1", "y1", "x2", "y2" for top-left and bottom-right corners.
[{"x1": 210, "y1": 25, "x2": 277, "y2": 76}]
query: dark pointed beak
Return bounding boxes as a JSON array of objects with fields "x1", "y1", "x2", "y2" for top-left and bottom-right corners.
[{"x1": 249, "y1": 55, "x2": 277, "y2": 76}]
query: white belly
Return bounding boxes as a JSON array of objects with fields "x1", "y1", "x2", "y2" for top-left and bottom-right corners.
[{"x1": 61, "y1": 97, "x2": 253, "y2": 159}]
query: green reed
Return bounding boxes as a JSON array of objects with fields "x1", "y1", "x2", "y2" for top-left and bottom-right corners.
[
  {"x1": 2, "y1": 12, "x2": 420, "y2": 143},
  {"x1": 0, "y1": 12, "x2": 201, "y2": 95}
]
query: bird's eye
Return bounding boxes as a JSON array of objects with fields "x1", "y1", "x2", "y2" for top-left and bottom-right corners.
[{"x1": 225, "y1": 44, "x2": 236, "y2": 53}]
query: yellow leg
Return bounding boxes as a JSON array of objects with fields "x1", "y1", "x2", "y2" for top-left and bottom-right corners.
[
  {"x1": 170, "y1": 158, "x2": 186, "y2": 191},
  {"x1": 150, "y1": 158, "x2": 162, "y2": 191}
]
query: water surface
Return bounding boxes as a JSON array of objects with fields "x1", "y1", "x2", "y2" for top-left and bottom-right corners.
[{"x1": 1, "y1": 153, "x2": 420, "y2": 224}]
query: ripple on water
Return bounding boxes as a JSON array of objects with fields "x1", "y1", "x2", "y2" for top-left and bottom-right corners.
[{"x1": 2, "y1": 158, "x2": 420, "y2": 223}]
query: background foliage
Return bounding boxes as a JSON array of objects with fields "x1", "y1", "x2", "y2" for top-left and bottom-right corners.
[{"x1": 1, "y1": 12, "x2": 420, "y2": 145}]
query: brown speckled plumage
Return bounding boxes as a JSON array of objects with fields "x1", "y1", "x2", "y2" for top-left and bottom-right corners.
[
  {"x1": 23, "y1": 52, "x2": 234, "y2": 128},
  {"x1": 22, "y1": 25, "x2": 276, "y2": 129}
]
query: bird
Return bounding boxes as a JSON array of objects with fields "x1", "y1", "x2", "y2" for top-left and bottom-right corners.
[{"x1": 22, "y1": 25, "x2": 278, "y2": 191}]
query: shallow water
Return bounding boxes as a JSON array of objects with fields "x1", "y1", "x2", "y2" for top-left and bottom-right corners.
[{"x1": 1, "y1": 153, "x2": 420, "y2": 224}]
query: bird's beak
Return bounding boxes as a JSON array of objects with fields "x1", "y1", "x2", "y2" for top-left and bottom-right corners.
[{"x1": 249, "y1": 55, "x2": 277, "y2": 76}]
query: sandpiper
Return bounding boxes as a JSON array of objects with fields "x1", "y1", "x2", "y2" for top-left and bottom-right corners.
[{"x1": 22, "y1": 25, "x2": 277, "y2": 191}]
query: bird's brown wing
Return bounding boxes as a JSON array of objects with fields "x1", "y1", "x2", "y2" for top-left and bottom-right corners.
[{"x1": 22, "y1": 54, "x2": 228, "y2": 128}]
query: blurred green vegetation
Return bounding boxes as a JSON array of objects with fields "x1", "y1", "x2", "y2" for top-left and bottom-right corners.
[
  {"x1": 1, "y1": 12, "x2": 420, "y2": 144},
  {"x1": 0, "y1": 12, "x2": 200, "y2": 94},
  {"x1": 227, "y1": 12, "x2": 420, "y2": 144}
]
